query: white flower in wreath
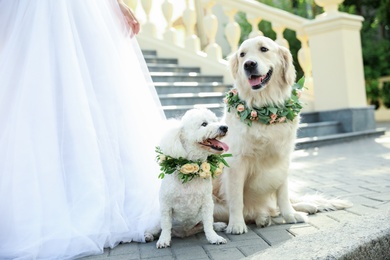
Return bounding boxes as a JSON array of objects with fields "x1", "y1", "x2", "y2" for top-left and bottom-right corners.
[
  {"x1": 237, "y1": 104, "x2": 245, "y2": 112},
  {"x1": 201, "y1": 162, "x2": 211, "y2": 172},
  {"x1": 214, "y1": 168, "x2": 223, "y2": 176},
  {"x1": 159, "y1": 155, "x2": 166, "y2": 163},
  {"x1": 199, "y1": 170, "x2": 211, "y2": 179},
  {"x1": 218, "y1": 162, "x2": 225, "y2": 170},
  {"x1": 180, "y1": 163, "x2": 199, "y2": 174}
]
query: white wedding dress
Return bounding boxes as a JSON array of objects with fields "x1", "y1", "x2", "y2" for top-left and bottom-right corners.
[{"x1": 0, "y1": 0, "x2": 165, "y2": 259}]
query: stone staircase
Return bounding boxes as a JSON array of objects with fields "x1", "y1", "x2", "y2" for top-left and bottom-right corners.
[
  {"x1": 145, "y1": 50, "x2": 229, "y2": 118},
  {"x1": 144, "y1": 50, "x2": 385, "y2": 150}
]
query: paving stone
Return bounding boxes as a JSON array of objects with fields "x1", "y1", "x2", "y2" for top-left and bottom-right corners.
[
  {"x1": 139, "y1": 243, "x2": 173, "y2": 259},
  {"x1": 225, "y1": 228, "x2": 261, "y2": 242},
  {"x1": 109, "y1": 243, "x2": 139, "y2": 257},
  {"x1": 287, "y1": 225, "x2": 319, "y2": 236},
  {"x1": 253, "y1": 227, "x2": 294, "y2": 246},
  {"x1": 206, "y1": 247, "x2": 245, "y2": 260},
  {"x1": 173, "y1": 245, "x2": 209, "y2": 260},
  {"x1": 364, "y1": 192, "x2": 390, "y2": 201}
]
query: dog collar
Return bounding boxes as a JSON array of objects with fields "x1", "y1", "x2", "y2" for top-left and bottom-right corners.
[
  {"x1": 224, "y1": 77, "x2": 304, "y2": 126},
  {"x1": 155, "y1": 146, "x2": 232, "y2": 184}
]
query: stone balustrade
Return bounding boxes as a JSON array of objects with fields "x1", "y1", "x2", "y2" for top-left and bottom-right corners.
[{"x1": 127, "y1": 0, "x2": 368, "y2": 113}]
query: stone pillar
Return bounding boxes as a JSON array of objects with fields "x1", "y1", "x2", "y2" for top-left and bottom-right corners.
[{"x1": 304, "y1": 13, "x2": 367, "y2": 111}]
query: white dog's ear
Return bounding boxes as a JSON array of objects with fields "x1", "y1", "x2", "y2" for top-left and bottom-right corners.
[
  {"x1": 278, "y1": 46, "x2": 296, "y2": 87},
  {"x1": 159, "y1": 120, "x2": 186, "y2": 158},
  {"x1": 228, "y1": 52, "x2": 239, "y2": 79}
]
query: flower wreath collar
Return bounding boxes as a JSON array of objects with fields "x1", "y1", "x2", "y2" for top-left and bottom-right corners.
[
  {"x1": 224, "y1": 77, "x2": 305, "y2": 126},
  {"x1": 155, "y1": 146, "x2": 232, "y2": 184}
]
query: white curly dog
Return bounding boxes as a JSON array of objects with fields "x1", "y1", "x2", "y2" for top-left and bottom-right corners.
[
  {"x1": 212, "y1": 36, "x2": 352, "y2": 235},
  {"x1": 156, "y1": 108, "x2": 229, "y2": 249}
]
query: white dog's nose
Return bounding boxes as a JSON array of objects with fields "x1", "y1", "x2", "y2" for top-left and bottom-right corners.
[{"x1": 219, "y1": 125, "x2": 228, "y2": 134}]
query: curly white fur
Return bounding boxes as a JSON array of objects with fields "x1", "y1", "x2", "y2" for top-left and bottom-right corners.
[
  {"x1": 156, "y1": 108, "x2": 228, "y2": 248},
  {"x1": 213, "y1": 36, "x2": 351, "y2": 235}
]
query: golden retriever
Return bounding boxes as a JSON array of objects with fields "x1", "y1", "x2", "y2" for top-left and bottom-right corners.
[{"x1": 212, "y1": 36, "x2": 350, "y2": 234}]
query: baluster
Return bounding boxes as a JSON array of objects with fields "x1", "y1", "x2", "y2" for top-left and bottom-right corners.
[
  {"x1": 272, "y1": 23, "x2": 289, "y2": 49},
  {"x1": 162, "y1": 0, "x2": 177, "y2": 44},
  {"x1": 202, "y1": 0, "x2": 222, "y2": 61},
  {"x1": 297, "y1": 32, "x2": 314, "y2": 111},
  {"x1": 315, "y1": 0, "x2": 344, "y2": 17},
  {"x1": 247, "y1": 14, "x2": 263, "y2": 38},
  {"x1": 140, "y1": 0, "x2": 157, "y2": 37},
  {"x1": 224, "y1": 7, "x2": 241, "y2": 55},
  {"x1": 183, "y1": 0, "x2": 201, "y2": 52},
  {"x1": 123, "y1": 0, "x2": 137, "y2": 10}
]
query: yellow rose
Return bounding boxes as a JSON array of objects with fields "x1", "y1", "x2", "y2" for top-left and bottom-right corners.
[
  {"x1": 214, "y1": 168, "x2": 223, "y2": 176},
  {"x1": 159, "y1": 155, "x2": 166, "y2": 162},
  {"x1": 199, "y1": 170, "x2": 211, "y2": 179},
  {"x1": 201, "y1": 162, "x2": 211, "y2": 172},
  {"x1": 192, "y1": 164, "x2": 200, "y2": 172},
  {"x1": 218, "y1": 162, "x2": 225, "y2": 170},
  {"x1": 180, "y1": 164, "x2": 195, "y2": 174},
  {"x1": 180, "y1": 163, "x2": 199, "y2": 174}
]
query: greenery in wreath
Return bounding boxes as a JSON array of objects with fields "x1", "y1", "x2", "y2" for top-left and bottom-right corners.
[
  {"x1": 224, "y1": 77, "x2": 305, "y2": 126},
  {"x1": 155, "y1": 146, "x2": 232, "y2": 184}
]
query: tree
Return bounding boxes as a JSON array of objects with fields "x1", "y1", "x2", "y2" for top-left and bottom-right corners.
[{"x1": 236, "y1": 0, "x2": 390, "y2": 108}]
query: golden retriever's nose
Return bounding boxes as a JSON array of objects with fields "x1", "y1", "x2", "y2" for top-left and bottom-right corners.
[
  {"x1": 244, "y1": 60, "x2": 257, "y2": 71},
  {"x1": 219, "y1": 125, "x2": 228, "y2": 134}
]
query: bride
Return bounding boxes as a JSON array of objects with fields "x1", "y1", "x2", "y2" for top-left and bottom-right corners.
[{"x1": 0, "y1": 0, "x2": 165, "y2": 259}]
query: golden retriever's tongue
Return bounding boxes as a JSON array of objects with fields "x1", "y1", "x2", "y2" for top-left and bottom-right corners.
[
  {"x1": 249, "y1": 76, "x2": 264, "y2": 86},
  {"x1": 209, "y1": 139, "x2": 229, "y2": 152}
]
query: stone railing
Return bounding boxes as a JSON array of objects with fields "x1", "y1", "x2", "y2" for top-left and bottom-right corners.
[{"x1": 126, "y1": 0, "x2": 367, "y2": 113}]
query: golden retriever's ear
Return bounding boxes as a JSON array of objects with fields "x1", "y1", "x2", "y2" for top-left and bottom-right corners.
[
  {"x1": 278, "y1": 46, "x2": 296, "y2": 87},
  {"x1": 228, "y1": 52, "x2": 239, "y2": 79}
]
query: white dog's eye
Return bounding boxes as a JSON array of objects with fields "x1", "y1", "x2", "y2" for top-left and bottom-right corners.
[
  {"x1": 260, "y1": 47, "x2": 268, "y2": 52},
  {"x1": 239, "y1": 52, "x2": 245, "y2": 57},
  {"x1": 201, "y1": 122, "x2": 208, "y2": 127}
]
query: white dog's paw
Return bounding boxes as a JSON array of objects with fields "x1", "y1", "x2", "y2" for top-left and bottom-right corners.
[
  {"x1": 144, "y1": 232, "x2": 154, "y2": 242},
  {"x1": 156, "y1": 235, "x2": 171, "y2": 249},
  {"x1": 225, "y1": 221, "x2": 248, "y2": 235},
  {"x1": 207, "y1": 234, "x2": 227, "y2": 245},
  {"x1": 255, "y1": 215, "x2": 272, "y2": 228},
  {"x1": 213, "y1": 222, "x2": 227, "y2": 232},
  {"x1": 283, "y1": 211, "x2": 308, "y2": 224}
]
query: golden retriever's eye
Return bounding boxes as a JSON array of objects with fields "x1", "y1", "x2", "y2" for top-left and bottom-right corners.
[
  {"x1": 260, "y1": 47, "x2": 268, "y2": 52},
  {"x1": 239, "y1": 52, "x2": 245, "y2": 57},
  {"x1": 201, "y1": 122, "x2": 208, "y2": 127}
]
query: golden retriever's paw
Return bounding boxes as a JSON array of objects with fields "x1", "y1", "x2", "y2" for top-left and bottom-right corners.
[
  {"x1": 207, "y1": 234, "x2": 227, "y2": 245},
  {"x1": 283, "y1": 211, "x2": 308, "y2": 224},
  {"x1": 156, "y1": 236, "x2": 171, "y2": 249},
  {"x1": 213, "y1": 222, "x2": 227, "y2": 232},
  {"x1": 226, "y1": 222, "x2": 248, "y2": 234},
  {"x1": 255, "y1": 215, "x2": 272, "y2": 228}
]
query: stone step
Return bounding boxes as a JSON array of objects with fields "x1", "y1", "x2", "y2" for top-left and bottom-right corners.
[
  {"x1": 147, "y1": 64, "x2": 201, "y2": 73},
  {"x1": 295, "y1": 128, "x2": 386, "y2": 150},
  {"x1": 159, "y1": 92, "x2": 225, "y2": 106},
  {"x1": 150, "y1": 72, "x2": 223, "y2": 83},
  {"x1": 142, "y1": 50, "x2": 157, "y2": 57},
  {"x1": 297, "y1": 121, "x2": 341, "y2": 138},
  {"x1": 154, "y1": 82, "x2": 231, "y2": 95},
  {"x1": 145, "y1": 57, "x2": 178, "y2": 65},
  {"x1": 163, "y1": 104, "x2": 225, "y2": 118}
]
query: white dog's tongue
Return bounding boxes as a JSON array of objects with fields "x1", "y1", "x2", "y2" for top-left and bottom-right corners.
[
  {"x1": 209, "y1": 139, "x2": 229, "y2": 152},
  {"x1": 249, "y1": 76, "x2": 265, "y2": 86}
]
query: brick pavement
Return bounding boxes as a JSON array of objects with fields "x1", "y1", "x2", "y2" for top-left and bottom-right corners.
[{"x1": 82, "y1": 123, "x2": 390, "y2": 260}]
